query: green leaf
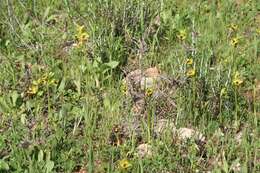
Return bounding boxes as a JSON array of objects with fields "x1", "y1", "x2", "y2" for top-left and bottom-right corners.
[
  {"x1": 45, "y1": 160, "x2": 54, "y2": 173},
  {"x1": 0, "y1": 97, "x2": 11, "y2": 113},
  {"x1": 93, "y1": 60, "x2": 99, "y2": 68},
  {"x1": 38, "y1": 150, "x2": 44, "y2": 162},
  {"x1": 43, "y1": 7, "x2": 51, "y2": 22},
  {"x1": 0, "y1": 160, "x2": 9, "y2": 171},
  {"x1": 11, "y1": 90, "x2": 19, "y2": 107},
  {"x1": 20, "y1": 114, "x2": 26, "y2": 125},
  {"x1": 105, "y1": 61, "x2": 119, "y2": 69},
  {"x1": 58, "y1": 78, "x2": 66, "y2": 92},
  {"x1": 222, "y1": 157, "x2": 229, "y2": 173}
]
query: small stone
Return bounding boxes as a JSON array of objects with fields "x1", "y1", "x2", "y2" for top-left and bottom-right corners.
[
  {"x1": 231, "y1": 161, "x2": 241, "y2": 172},
  {"x1": 132, "y1": 98, "x2": 145, "y2": 115},
  {"x1": 144, "y1": 67, "x2": 160, "y2": 78},
  {"x1": 141, "y1": 77, "x2": 160, "y2": 90},
  {"x1": 176, "y1": 128, "x2": 205, "y2": 142},
  {"x1": 154, "y1": 119, "x2": 176, "y2": 135},
  {"x1": 214, "y1": 128, "x2": 225, "y2": 138},
  {"x1": 137, "y1": 143, "x2": 153, "y2": 158},
  {"x1": 73, "y1": 169, "x2": 87, "y2": 173},
  {"x1": 177, "y1": 128, "x2": 195, "y2": 140},
  {"x1": 140, "y1": 67, "x2": 161, "y2": 90},
  {"x1": 126, "y1": 69, "x2": 142, "y2": 85},
  {"x1": 235, "y1": 131, "x2": 243, "y2": 144}
]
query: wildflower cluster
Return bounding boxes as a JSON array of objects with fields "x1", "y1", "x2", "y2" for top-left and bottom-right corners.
[
  {"x1": 257, "y1": 28, "x2": 260, "y2": 35},
  {"x1": 229, "y1": 23, "x2": 238, "y2": 32},
  {"x1": 28, "y1": 72, "x2": 57, "y2": 95},
  {"x1": 186, "y1": 69, "x2": 196, "y2": 77},
  {"x1": 232, "y1": 71, "x2": 243, "y2": 87},
  {"x1": 75, "y1": 24, "x2": 89, "y2": 46},
  {"x1": 177, "y1": 29, "x2": 187, "y2": 41},
  {"x1": 220, "y1": 87, "x2": 227, "y2": 97},
  {"x1": 110, "y1": 125, "x2": 124, "y2": 146},
  {"x1": 185, "y1": 58, "x2": 193, "y2": 65},
  {"x1": 230, "y1": 37, "x2": 239, "y2": 47},
  {"x1": 118, "y1": 159, "x2": 132, "y2": 170},
  {"x1": 120, "y1": 80, "x2": 128, "y2": 95},
  {"x1": 145, "y1": 88, "x2": 154, "y2": 97},
  {"x1": 228, "y1": 23, "x2": 241, "y2": 47}
]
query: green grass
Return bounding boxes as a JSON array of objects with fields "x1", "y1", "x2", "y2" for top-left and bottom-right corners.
[{"x1": 0, "y1": 0, "x2": 259, "y2": 172}]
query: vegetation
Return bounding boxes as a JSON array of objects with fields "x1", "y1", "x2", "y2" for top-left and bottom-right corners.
[{"x1": 0, "y1": 0, "x2": 259, "y2": 172}]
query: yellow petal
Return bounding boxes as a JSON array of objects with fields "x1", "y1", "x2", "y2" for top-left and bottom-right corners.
[
  {"x1": 28, "y1": 85, "x2": 38, "y2": 94},
  {"x1": 186, "y1": 69, "x2": 196, "y2": 77}
]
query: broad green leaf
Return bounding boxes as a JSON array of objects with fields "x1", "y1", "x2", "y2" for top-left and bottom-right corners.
[
  {"x1": 38, "y1": 150, "x2": 44, "y2": 162},
  {"x1": 45, "y1": 160, "x2": 54, "y2": 173},
  {"x1": 20, "y1": 114, "x2": 26, "y2": 125},
  {"x1": 0, "y1": 160, "x2": 9, "y2": 171},
  {"x1": 222, "y1": 158, "x2": 229, "y2": 173},
  {"x1": 105, "y1": 61, "x2": 119, "y2": 69},
  {"x1": 43, "y1": 7, "x2": 51, "y2": 22},
  {"x1": 0, "y1": 97, "x2": 11, "y2": 113},
  {"x1": 58, "y1": 78, "x2": 66, "y2": 92},
  {"x1": 11, "y1": 90, "x2": 19, "y2": 107},
  {"x1": 93, "y1": 60, "x2": 99, "y2": 68}
]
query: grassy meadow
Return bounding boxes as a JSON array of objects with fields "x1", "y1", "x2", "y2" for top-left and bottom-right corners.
[{"x1": 0, "y1": 0, "x2": 259, "y2": 172}]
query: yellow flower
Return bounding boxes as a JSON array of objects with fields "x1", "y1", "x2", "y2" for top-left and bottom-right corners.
[
  {"x1": 186, "y1": 68, "x2": 196, "y2": 77},
  {"x1": 145, "y1": 88, "x2": 154, "y2": 97},
  {"x1": 233, "y1": 72, "x2": 243, "y2": 87},
  {"x1": 36, "y1": 73, "x2": 56, "y2": 86},
  {"x1": 257, "y1": 28, "x2": 260, "y2": 35},
  {"x1": 220, "y1": 88, "x2": 227, "y2": 96},
  {"x1": 37, "y1": 75, "x2": 48, "y2": 85},
  {"x1": 230, "y1": 37, "x2": 239, "y2": 47},
  {"x1": 78, "y1": 32, "x2": 89, "y2": 43},
  {"x1": 233, "y1": 79, "x2": 243, "y2": 86},
  {"x1": 112, "y1": 124, "x2": 121, "y2": 133},
  {"x1": 28, "y1": 85, "x2": 38, "y2": 95},
  {"x1": 185, "y1": 58, "x2": 193, "y2": 65},
  {"x1": 177, "y1": 29, "x2": 187, "y2": 41},
  {"x1": 119, "y1": 159, "x2": 132, "y2": 170},
  {"x1": 229, "y1": 23, "x2": 238, "y2": 31},
  {"x1": 76, "y1": 24, "x2": 85, "y2": 34},
  {"x1": 120, "y1": 80, "x2": 128, "y2": 95},
  {"x1": 48, "y1": 79, "x2": 57, "y2": 85},
  {"x1": 75, "y1": 24, "x2": 89, "y2": 45}
]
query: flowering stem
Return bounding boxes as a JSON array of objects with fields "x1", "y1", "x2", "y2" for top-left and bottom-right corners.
[
  {"x1": 47, "y1": 83, "x2": 51, "y2": 117},
  {"x1": 192, "y1": 77, "x2": 196, "y2": 123},
  {"x1": 253, "y1": 83, "x2": 257, "y2": 127},
  {"x1": 234, "y1": 88, "x2": 238, "y2": 126},
  {"x1": 219, "y1": 93, "x2": 222, "y2": 122},
  {"x1": 146, "y1": 100, "x2": 155, "y2": 143}
]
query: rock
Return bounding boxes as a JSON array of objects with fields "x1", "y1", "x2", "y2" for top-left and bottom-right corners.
[
  {"x1": 144, "y1": 67, "x2": 160, "y2": 78},
  {"x1": 235, "y1": 0, "x2": 247, "y2": 6},
  {"x1": 230, "y1": 161, "x2": 241, "y2": 172},
  {"x1": 234, "y1": 131, "x2": 243, "y2": 144},
  {"x1": 137, "y1": 143, "x2": 153, "y2": 158},
  {"x1": 154, "y1": 120, "x2": 205, "y2": 142},
  {"x1": 213, "y1": 128, "x2": 225, "y2": 138},
  {"x1": 73, "y1": 168, "x2": 87, "y2": 173},
  {"x1": 140, "y1": 76, "x2": 158, "y2": 90},
  {"x1": 126, "y1": 69, "x2": 142, "y2": 84},
  {"x1": 125, "y1": 67, "x2": 161, "y2": 92},
  {"x1": 243, "y1": 79, "x2": 260, "y2": 102},
  {"x1": 122, "y1": 67, "x2": 178, "y2": 130},
  {"x1": 176, "y1": 128, "x2": 195, "y2": 140},
  {"x1": 141, "y1": 67, "x2": 161, "y2": 90},
  {"x1": 176, "y1": 128, "x2": 205, "y2": 142},
  {"x1": 124, "y1": 67, "x2": 161, "y2": 117},
  {"x1": 154, "y1": 119, "x2": 176, "y2": 135},
  {"x1": 131, "y1": 98, "x2": 145, "y2": 115}
]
